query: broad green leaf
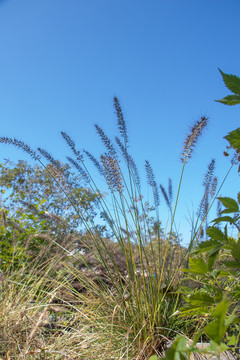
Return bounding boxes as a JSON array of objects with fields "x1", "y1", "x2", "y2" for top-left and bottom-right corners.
[
  {"x1": 231, "y1": 242, "x2": 240, "y2": 261},
  {"x1": 208, "y1": 252, "x2": 218, "y2": 271},
  {"x1": 149, "y1": 356, "x2": 160, "y2": 360},
  {"x1": 221, "y1": 208, "x2": 239, "y2": 214},
  {"x1": 212, "y1": 299, "x2": 229, "y2": 319},
  {"x1": 186, "y1": 292, "x2": 215, "y2": 307},
  {"x1": 217, "y1": 269, "x2": 231, "y2": 276},
  {"x1": 177, "y1": 286, "x2": 193, "y2": 297},
  {"x1": 218, "y1": 69, "x2": 240, "y2": 95},
  {"x1": 238, "y1": 192, "x2": 240, "y2": 205},
  {"x1": 224, "y1": 313, "x2": 237, "y2": 328},
  {"x1": 206, "y1": 227, "x2": 226, "y2": 241},
  {"x1": 218, "y1": 197, "x2": 239, "y2": 212},
  {"x1": 227, "y1": 334, "x2": 238, "y2": 346},
  {"x1": 224, "y1": 128, "x2": 240, "y2": 152},
  {"x1": 193, "y1": 240, "x2": 222, "y2": 258},
  {"x1": 216, "y1": 95, "x2": 240, "y2": 105},
  {"x1": 224, "y1": 260, "x2": 240, "y2": 269},
  {"x1": 204, "y1": 300, "x2": 232, "y2": 344},
  {"x1": 162, "y1": 336, "x2": 188, "y2": 360},
  {"x1": 212, "y1": 216, "x2": 235, "y2": 225},
  {"x1": 183, "y1": 257, "x2": 208, "y2": 275}
]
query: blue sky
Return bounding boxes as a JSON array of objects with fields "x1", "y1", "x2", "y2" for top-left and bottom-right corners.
[{"x1": 0, "y1": 0, "x2": 239, "y2": 242}]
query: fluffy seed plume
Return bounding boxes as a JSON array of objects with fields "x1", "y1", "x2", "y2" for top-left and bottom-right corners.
[
  {"x1": 101, "y1": 152, "x2": 123, "y2": 192},
  {"x1": 115, "y1": 137, "x2": 140, "y2": 190},
  {"x1": 0, "y1": 137, "x2": 40, "y2": 161},
  {"x1": 168, "y1": 178, "x2": 173, "y2": 205},
  {"x1": 160, "y1": 178, "x2": 173, "y2": 211},
  {"x1": 203, "y1": 159, "x2": 215, "y2": 190},
  {"x1": 115, "y1": 136, "x2": 129, "y2": 162},
  {"x1": 95, "y1": 125, "x2": 116, "y2": 157},
  {"x1": 160, "y1": 184, "x2": 171, "y2": 209},
  {"x1": 210, "y1": 176, "x2": 217, "y2": 198},
  {"x1": 61, "y1": 132, "x2": 83, "y2": 163},
  {"x1": 198, "y1": 159, "x2": 216, "y2": 221},
  {"x1": 128, "y1": 154, "x2": 141, "y2": 190},
  {"x1": 37, "y1": 148, "x2": 64, "y2": 173},
  {"x1": 67, "y1": 156, "x2": 90, "y2": 184},
  {"x1": 83, "y1": 150, "x2": 104, "y2": 175},
  {"x1": 145, "y1": 160, "x2": 160, "y2": 207},
  {"x1": 181, "y1": 116, "x2": 208, "y2": 163},
  {"x1": 114, "y1": 97, "x2": 128, "y2": 145},
  {"x1": 100, "y1": 210, "x2": 114, "y2": 229}
]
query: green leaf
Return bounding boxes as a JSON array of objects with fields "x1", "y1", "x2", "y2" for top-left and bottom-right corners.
[
  {"x1": 183, "y1": 257, "x2": 208, "y2": 275},
  {"x1": 230, "y1": 286, "x2": 240, "y2": 299},
  {"x1": 216, "y1": 95, "x2": 240, "y2": 105},
  {"x1": 224, "y1": 260, "x2": 240, "y2": 271},
  {"x1": 186, "y1": 292, "x2": 215, "y2": 307},
  {"x1": 206, "y1": 227, "x2": 226, "y2": 241},
  {"x1": 193, "y1": 240, "x2": 222, "y2": 258},
  {"x1": 218, "y1": 197, "x2": 239, "y2": 212},
  {"x1": 208, "y1": 252, "x2": 218, "y2": 271},
  {"x1": 162, "y1": 336, "x2": 188, "y2": 360},
  {"x1": 226, "y1": 334, "x2": 238, "y2": 346},
  {"x1": 204, "y1": 300, "x2": 233, "y2": 344},
  {"x1": 218, "y1": 69, "x2": 240, "y2": 95},
  {"x1": 224, "y1": 128, "x2": 240, "y2": 152},
  {"x1": 212, "y1": 299, "x2": 229, "y2": 318},
  {"x1": 217, "y1": 269, "x2": 230, "y2": 276},
  {"x1": 221, "y1": 208, "x2": 239, "y2": 215},
  {"x1": 212, "y1": 216, "x2": 235, "y2": 225},
  {"x1": 231, "y1": 242, "x2": 240, "y2": 260},
  {"x1": 149, "y1": 356, "x2": 160, "y2": 360},
  {"x1": 204, "y1": 301, "x2": 237, "y2": 345}
]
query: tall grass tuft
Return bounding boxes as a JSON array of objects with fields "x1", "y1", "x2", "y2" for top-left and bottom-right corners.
[{"x1": 0, "y1": 99, "x2": 223, "y2": 359}]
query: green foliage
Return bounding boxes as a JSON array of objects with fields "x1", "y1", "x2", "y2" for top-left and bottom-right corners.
[
  {"x1": 216, "y1": 69, "x2": 240, "y2": 105},
  {"x1": 203, "y1": 300, "x2": 236, "y2": 345},
  {"x1": 0, "y1": 159, "x2": 101, "y2": 271},
  {"x1": 176, "y1": 193, "x2": 240, "y2": 354},
  {"x1": 161, "y1": 336, "x2": 188, "y2": 360},
  {"x1": 0, "y1": 225, "x2": 27, "y2": 271},
  {"x1": 154, "y1": 70, "x2": 240, "y2": 360},
  {"x1": 0, "y1": 160, "x2": 98, "y2": 233},
  {"x1": 0, "y1": 208, "x2": 51, "y2": 271},
  {"x1": 224, "y1": 128, "x2": 240, "y2": 153}
]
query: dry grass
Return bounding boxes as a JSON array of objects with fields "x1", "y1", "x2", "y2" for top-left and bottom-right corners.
[{"x1": 0, "y1": 100, "x2": 215, "y2": 359}]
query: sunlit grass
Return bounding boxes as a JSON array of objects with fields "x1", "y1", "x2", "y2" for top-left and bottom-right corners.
[{"x1": 0, "y1": 98, "x2": 231, "y2": 359}]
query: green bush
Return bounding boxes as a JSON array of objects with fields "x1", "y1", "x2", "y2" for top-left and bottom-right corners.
[{"x1": 150, "y1": 69, "x2": 240, "y2": 360}]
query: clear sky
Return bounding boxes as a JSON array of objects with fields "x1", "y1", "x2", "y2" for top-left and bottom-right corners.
[{"x1": 0, "y1": 0, "x2": 239, "y2": 243}]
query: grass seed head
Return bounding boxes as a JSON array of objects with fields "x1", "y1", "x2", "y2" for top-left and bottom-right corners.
[
  {"x1": 101, "y1": 152, "x2": 123, "y2": 192},
  {"x1": 181, "y1": 116, "x2": 208, "y2": 163}
]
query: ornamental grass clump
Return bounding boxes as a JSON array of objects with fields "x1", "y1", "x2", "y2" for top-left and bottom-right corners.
[{"x1": 0, "y1": 99, "x2": 216, "y2": 359}]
